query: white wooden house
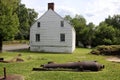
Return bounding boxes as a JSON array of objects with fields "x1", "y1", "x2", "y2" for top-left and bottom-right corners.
[{"x1": 30, "y1": 3, "x2": 76, "y2": 53}]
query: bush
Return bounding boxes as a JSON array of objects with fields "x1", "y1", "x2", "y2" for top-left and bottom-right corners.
[
  {"x1": 90, "y1": 45, "x2": 120, "y2": 55},
  {"x1": 90, "y1": 49, "x2": 100, "y2": 55}
]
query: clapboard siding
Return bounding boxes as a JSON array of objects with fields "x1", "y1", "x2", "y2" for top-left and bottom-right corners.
[{"x1": 30, "y1": 9, "x2": 75, "y2": 53}]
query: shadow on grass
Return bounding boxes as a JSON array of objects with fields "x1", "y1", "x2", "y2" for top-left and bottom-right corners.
[
  {"x1": 6, "y1": 48, "x2": 30, "y2": 53},
  {"x1": 32, "y1": 68, "x2": 101, "y2": 72}
]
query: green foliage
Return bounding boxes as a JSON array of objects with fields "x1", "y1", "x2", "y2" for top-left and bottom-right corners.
[
  {"x1": 64, "y1": 15, "x2": 72, "y2": 22},
  {"x1": 0, "y1": 48, "x2": 120, "y2": 80},
  {"x1": 93, "y1": 22, "x2": 115, "y2": 46},
  {"x1": 0, "y1": 0, "x2": 19, "y2": 40},
  {"x1": 91, "y1": 45, "x2": 120, "y2": 55},
  {"x1": 64, "y1": 15, "x2": 95, "y2": 47},
  {"x1": 65, "y1": 14, "x2": 120, "y2": 47},
  {"x1": 0, "y1": 0, "x2": 20, "y2": 52},
  {"x1": 0, "y1": 1, "x2": 38, "y2": 41},
  {"x1": 16, "y1": 4, "x2": 29, "y2": 40},
  {"x1": 71, "y1": 15, "x2": 86, "y2": 31},
  {"x1": 15, "y1": 4, "x2": 38, "y2": 40},
  {"x1": 113, "y1": 29, "x2": 120, "y2": 44},
  {"x1": 79, "y1": 22, "x2": 95, "y2": 47},
  {"x1": 103, "y1": 39, "x2": 112, "y2": 45},
  {"x1": 65, "y1": 15, "x2": 87, "y2": 46},
  {"x1": 104, "y1": 15, "x2": 120, "y2": 45},
  {"x1": 105, "y1": 15, "x2": 120, "y2": 29},
  {"x1": 27, "y1": 8, "x2": 38, "y2": 26}
]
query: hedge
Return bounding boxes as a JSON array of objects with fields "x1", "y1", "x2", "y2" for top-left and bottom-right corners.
[{"x1": 90, "y1": 45, "x2": 120, "y2": 55}]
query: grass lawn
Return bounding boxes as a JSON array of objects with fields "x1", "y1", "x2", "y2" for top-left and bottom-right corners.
[{"x1": 0, "y1": 48, "x2": 120, "y2": 80}]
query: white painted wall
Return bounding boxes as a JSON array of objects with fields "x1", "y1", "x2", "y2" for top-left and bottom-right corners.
[{"x1": 30, "y1": 9, "x2": 75, "y2": 53}]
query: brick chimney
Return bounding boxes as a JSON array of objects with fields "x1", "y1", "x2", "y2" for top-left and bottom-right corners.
[{"x1": 48, "y1": 3, "x2": 54, "y2": 11}]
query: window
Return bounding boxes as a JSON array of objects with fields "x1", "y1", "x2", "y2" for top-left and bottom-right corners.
[
  {"x1": 37, "y1": 22, "x2": 40, "y2": 27},
  {"x1": 36, "y1": 34, "x2": 40, "y2": 42},
  {"x1": 61, "y1": 21, "x2": 64, "y2": 27},
  {"x1": 60, "y1": 33, "x2": 65, "y2": 42}
]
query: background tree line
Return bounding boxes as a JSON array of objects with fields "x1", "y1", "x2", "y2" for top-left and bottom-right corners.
[
  {"x1": 0, "y1": 0, "x2": 38, "y2": 52},
  {"x1": 64, "y1": 14, "x2": 120, "y2": 48}
]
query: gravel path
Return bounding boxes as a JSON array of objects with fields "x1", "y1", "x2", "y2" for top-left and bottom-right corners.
[{"x1": 3, "y1": 44, "x2": 29, "y2": 51}]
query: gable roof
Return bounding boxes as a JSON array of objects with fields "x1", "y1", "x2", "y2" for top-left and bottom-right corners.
[{"x1": 31, "y1": 9, "x2": 75, "y2": 32}]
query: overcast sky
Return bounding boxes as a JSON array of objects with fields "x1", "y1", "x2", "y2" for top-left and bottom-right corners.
[{"x1": 21, "y1": 0, "x2": 120, "y2": 25}]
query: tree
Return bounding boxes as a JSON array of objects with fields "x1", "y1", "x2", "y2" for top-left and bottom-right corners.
[
  {"x1": 113, "y1": 28, "x2": 120, "y2": 44},
  {"x1": 15, "y1": 4, "x2": 29, "y2": 39},
  {"x1": 28, "y1": 8, "x2": 38, "y2": 26},
  {"x1": 0, "y1": 0, "x2": 20, "y2": 52},
  {"x1": 64, "y1": 15, "x2": 72, "y2": 22},
  {"x1": 79, "y1": 22, "x2": 95, "y2": 48},
  {"x1": 71, "y1": 14, "x2": 86, "y2": 46},
  {"x1": 93, "y1": 22, "x2": 115, "y2": 46},
  {"x1": 15, "y1": 4, "x2": 38, "y2": 40},
  {"x1": 105, "y1": 15, "x2": 120, "y2": 29},
  {"x1": 105, "y1": 15, "x2": 120, "y2": 45},
  {"x1": 64, "y1": 15, "x2": 88, "y2": 47}
]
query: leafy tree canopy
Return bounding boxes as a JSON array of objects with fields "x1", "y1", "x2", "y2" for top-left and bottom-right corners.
[
  {"x1": 0, "y1": 0, "x2": 20, "y2": 40},
  {"x1": 0, "y1": 0, "x2": 20, "y2": 52},
  {"x1": 105, "y1": 15, "x2": 120, "y2": 29}
]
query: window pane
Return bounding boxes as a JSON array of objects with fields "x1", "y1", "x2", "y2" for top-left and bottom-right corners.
[
  {"x1": 37, "y1": 22, "x2": 40, "y2": 27},
  {"x1": 60, "y1": 34, "x2": 65, "y2": 42},
  {"x1": 61, "y1": 21, "x2": 64, "y2": 27},
  {"x1": 36, "y1": 34, "x2": 40, "y2": 42}
]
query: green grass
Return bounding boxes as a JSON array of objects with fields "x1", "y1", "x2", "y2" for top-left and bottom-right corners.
[{"x1": 0, "y1": 48, "x2": 120, "y2": 80}]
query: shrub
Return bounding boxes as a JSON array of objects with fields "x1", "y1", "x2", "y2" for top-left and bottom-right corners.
[
  {"x1": 90, "y1": 49, "x2": 100, "y2": 55},
  {"x1": 90, "y1": 45, "x2": 120, "y2": 55}
]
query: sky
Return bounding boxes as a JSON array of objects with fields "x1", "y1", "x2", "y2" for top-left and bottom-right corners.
[{"x1": 21, "y1": 0, "x2": 120, "y2": 25}]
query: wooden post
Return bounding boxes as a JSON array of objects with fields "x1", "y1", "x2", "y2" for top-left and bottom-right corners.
[
  {"x1": 4, "y1": 67, "x2": 6, "y2": 79},
  {"x1": 0, "y1": 38, "x2": 2, "y2": 53}
]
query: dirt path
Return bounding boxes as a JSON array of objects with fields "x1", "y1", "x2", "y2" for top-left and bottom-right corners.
[
  {"x1": 0, "y1": 74, "x2": 24, "y2": 80},
  {"x1": 3, "y1": 44, "x2": 29, "y2": 51},
  {"x1": 106, "y1": 56, "x2": 120, "y2": 63}
]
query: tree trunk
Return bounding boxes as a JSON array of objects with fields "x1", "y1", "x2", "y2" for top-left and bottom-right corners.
[
  {"x1": 76, "y1": 40, "x2": 79, "y2": 47},
  {"x1": 0, "y1": 37, "x2": 3, "y2": 53}
]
